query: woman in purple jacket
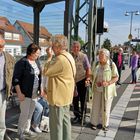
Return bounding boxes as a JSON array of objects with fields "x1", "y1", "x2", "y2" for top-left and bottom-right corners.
[{"x1": 130, "y1": 49, "x2": 139, "y2": 84}]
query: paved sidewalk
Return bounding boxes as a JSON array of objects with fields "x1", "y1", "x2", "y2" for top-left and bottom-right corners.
[{"x1": 6, "y1": 66, "x2": 140, "y2": 140}]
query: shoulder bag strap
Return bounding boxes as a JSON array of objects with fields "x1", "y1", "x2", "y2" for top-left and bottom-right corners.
[{"x1": 61, "y1": 54, "x2": 75, "y2": 78}]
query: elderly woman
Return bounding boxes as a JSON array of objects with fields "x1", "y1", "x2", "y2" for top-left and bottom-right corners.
[
  {"x1": 43, "y1": 35, "x2": 76, "y2": 140},
  {"x1": 90, "y1": 48, "x2": 118, "y2": 131},
  {"x1": 12, "y1": 43, "x2": 42, "y2": 140}
]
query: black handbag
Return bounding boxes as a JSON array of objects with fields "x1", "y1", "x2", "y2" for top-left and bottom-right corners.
[{"x1": 122, "y1": 65, "x2": 125, "y2": 70}]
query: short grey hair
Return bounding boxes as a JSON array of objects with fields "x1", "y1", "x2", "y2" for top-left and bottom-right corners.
[
  {"x1": 99, "y1": 48, "x2": 110, "y2": 58},
  {"x1": 0, "y1": 35, "x2": 5, "y2": 46},
  {"x1": 51, "y1": 34, "x2": 68, "y2": 50},
  {"x1": 72, "y1": 41, "x2": 81, "y2": 48}
]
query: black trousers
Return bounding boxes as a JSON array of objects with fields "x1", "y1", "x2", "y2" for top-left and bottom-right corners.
[
  {"x1": 117, "y1": 67, "x2": 122, "y2": 82},
  {"x1": 73, "y1": 78, "x2": 87, "y2": 119}
]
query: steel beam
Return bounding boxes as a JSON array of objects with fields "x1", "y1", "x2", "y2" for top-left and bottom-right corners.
[
  {"x1": 14, "y1": 0, "x2": 65, "y2": 6},
  {"x1": 64, "y1": 0, "x2": 74, "y2": 51},
  {"x1": 13, "y1": 0, "x2": 35, "y2": 7}
]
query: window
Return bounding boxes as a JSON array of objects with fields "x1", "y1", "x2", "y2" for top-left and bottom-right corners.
[
  {"x1": 4, "y1": 32, "x2": 12, "y2": 40},
  {"x1": 14, "y1": 48, "x2": 17, "y2": 55},
  {"x1": 39, "y1": 38, "x2": 45, "y2": 43},
  {"x1": 13, "y1": 34, "x2": 20, "y2": 40},
  {"x1": 5, "y1": 48, "x2": 12, "y2": 53}
]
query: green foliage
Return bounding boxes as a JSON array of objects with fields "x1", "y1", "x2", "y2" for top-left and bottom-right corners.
[
  {"x1": 136, "y1": 43, "x2": 140, "y2": 52},
  {"x1": 71, "y1": 35, "x2": 84, "y2": 46},
  {"x1": 78, "y1": 36, "x2": 84, "y2": 46},
  {"x1": 123, "y1": 41, "x2": 131, "y2": 46},
  {"x1": 101, "y1": 38, "x2": 112, "y2": 51}
]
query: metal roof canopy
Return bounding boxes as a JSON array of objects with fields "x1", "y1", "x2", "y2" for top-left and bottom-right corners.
[
  {"x1": 13, "y1": 0, "x2": 73, "y2": 46},
  {"x1": 14, "y1": 0, "x2": 65, "y2": 7}
]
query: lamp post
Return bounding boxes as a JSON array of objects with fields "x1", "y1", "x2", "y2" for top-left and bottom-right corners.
[{"x1": 125, "y1": 11, "x2": 140, "y2": 40}]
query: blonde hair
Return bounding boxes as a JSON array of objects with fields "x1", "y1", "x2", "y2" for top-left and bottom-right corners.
[{"x1": 51, "y1": 34, "x2": 68, "y2": 50}]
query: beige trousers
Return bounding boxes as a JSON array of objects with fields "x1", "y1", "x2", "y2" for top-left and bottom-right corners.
[
  {"x1": 0, "y1": 91, "x2": 6, "y2": 140},
  {"x1": 18, "y1": 97, "x2": 35, "y2": 134},
  {"x1": 49, "y1": 105, "x2": 71, "y2": 140},
  {"x1": 90, "y1": 90, "x2": 113, "y2": 127}
]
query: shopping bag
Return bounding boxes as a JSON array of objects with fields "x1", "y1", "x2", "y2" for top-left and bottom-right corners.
[{"x1": 40, "y1": 116, "x2": 50, "y2": 133}]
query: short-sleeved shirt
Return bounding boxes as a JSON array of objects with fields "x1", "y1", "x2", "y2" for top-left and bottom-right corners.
[{"x1": 74, "y1": 52, "x2": 91, "y2": 82}]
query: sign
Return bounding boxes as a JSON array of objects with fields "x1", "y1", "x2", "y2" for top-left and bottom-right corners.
[{"x1": 131, "y1": 39, "x2": 140, "y2": 42}]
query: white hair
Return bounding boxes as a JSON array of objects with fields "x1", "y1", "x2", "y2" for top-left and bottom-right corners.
[{"x1": 99, "y1": 48, "x2": 110, "y2": 58}]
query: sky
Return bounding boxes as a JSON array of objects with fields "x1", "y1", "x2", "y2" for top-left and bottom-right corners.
[
  {"x1": 0, "y1": 0, "x2": 140, "y2": 46},
  {"x1": 103, "y1": 0, "x2": 140, "y2": 45}
]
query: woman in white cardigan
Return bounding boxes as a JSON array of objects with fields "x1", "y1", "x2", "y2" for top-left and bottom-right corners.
[{"x1": 90, "y1": 48, "x2": 118, "y2": 131}]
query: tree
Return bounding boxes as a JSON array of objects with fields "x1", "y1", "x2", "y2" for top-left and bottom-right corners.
[
  {"x1": 71, "y1": 35, "x2": 85, "y2": 46},
  {"x1": 101, "y1": 38, "x2": 112, "y2": 51},
  {"x1": 136, "y1": 43, "x2": 140, "y2": 52},
  {"x1": 123, "y1": 41, "x2": 131, "y2": 46}
]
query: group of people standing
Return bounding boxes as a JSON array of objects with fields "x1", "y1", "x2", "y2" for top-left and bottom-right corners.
[
  {"x1": 113, "y1": 47, "x2": 139, "y2": 85},
  {"x1": 1, "y1": 33, "x2": 138, "y2": 140}
]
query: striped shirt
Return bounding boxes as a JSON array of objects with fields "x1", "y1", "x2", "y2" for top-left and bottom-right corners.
[{"x1": 31, "y1": 62, "x2": 40, "y2": 97}]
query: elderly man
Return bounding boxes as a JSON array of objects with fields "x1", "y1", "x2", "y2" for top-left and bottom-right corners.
[
  {"x1": 0, "y1": 35, "x2": 15, "y2": 140},
  {"x1": 43, "y1": 35, "x2": 76, "y2": 140},
  {"x1": 71, "y1": 41, "x2": 91, "y2": 124}
]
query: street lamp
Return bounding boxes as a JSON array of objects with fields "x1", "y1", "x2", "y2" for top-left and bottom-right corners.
[{"x1": 125, "y1": 11, "x2": 140, "y2": 40}]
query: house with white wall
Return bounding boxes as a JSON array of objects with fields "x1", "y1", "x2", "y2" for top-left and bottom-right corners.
[
  {"x1": 0, "y1": 16, "x2": 23, "y2": 56},
  {"x1": 14, "y1": 20, "x2": 52, "y2": 56}
]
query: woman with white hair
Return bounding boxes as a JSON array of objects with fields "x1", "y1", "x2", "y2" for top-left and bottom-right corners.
[{"x1": 90, "y1": 48, "x2": 118, "y2": 131}]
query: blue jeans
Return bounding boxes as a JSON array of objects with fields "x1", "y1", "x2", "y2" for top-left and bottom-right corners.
[
  {"x1": 38, "y1": 97, "x2": 49, "y2": 117},
  {"x1": 131, "y1": 68, "x2": 137, "y2": 82},
  {"x1": 32, "y1": 100, "x2": 43, "y2": 127}
]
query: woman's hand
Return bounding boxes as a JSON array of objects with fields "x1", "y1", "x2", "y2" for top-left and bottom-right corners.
[
  {"x1": 85, "y1": 78, "x2": 91, "y2": 86},
  {"x1": 102, "y1": 81, "x2": 110, "y2": 87},
  {"x1": 15, "y1": 85, "x2": 25, "y2": 101},
  {"x1": 41, "y1": 89, "x2": 48, "y2": 99},
  {"x1": 17, "y1": 93, "x2": 25, "y2": 102},
  {"x1": 41, "y1": 89, "x2": 46, "y2": 96},
  {"x1": 46, "y1": 47, "x2": 53, "y2": 58},
  {"x1": 96, "y1": 82, "x2": 102, "y2": 87}
]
